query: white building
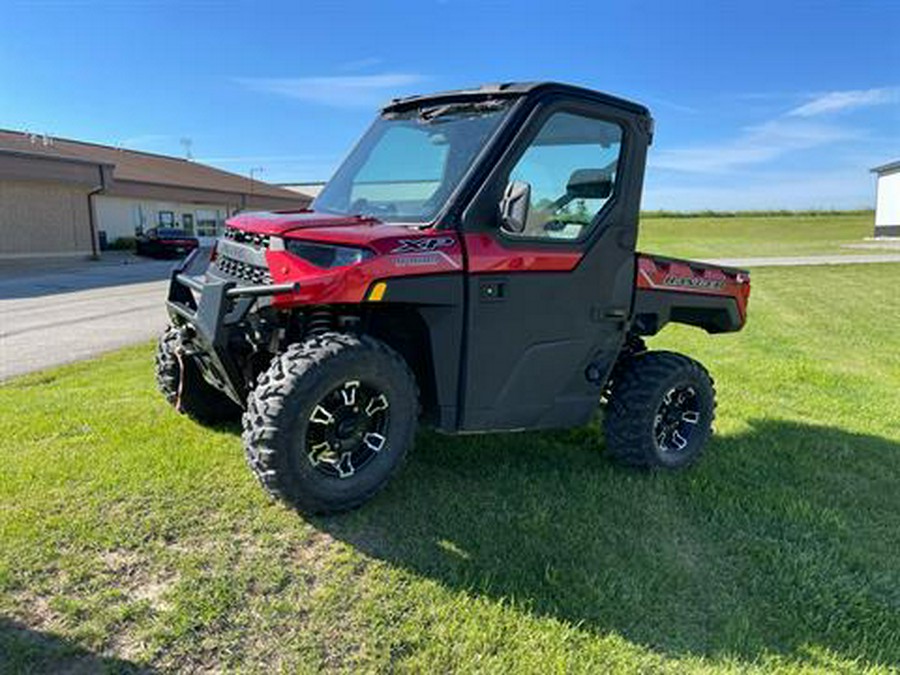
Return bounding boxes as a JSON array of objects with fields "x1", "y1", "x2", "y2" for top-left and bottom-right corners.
[{"x1": 873, "y1": 160, "x2": 900, "y2": 238}]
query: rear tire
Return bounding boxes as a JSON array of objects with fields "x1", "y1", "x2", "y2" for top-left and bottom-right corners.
[
  {"x1": 243, "y1": 332, "x2": 418, "y2": 515},
  {"x1": 603, "y1": 351, "x2": 715, "y2": 469},
  {"x1": 155, "y1": 326, "x2": 241, "y2": 425}
]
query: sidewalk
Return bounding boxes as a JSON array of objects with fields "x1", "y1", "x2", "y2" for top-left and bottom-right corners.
[{"x1": 702, "y1": 253, "x2": 900, "y2": 268}]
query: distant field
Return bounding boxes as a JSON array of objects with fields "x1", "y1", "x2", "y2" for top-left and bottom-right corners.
[
  {"x1": 2, "y1": 263, "x2": 899, "y2": 673},
  {"x1": 638, "y1": 212, "x2": 875, "y2": 259}
]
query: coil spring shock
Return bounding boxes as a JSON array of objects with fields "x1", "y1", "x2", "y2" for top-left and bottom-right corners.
[{"x1": 305, "y1": 308, "x2": 334, "y2": 337}]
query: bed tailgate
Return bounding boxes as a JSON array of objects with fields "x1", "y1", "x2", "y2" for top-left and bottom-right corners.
[{"x1": 632, "y1": 253, "x2": 751, "y2": 335}]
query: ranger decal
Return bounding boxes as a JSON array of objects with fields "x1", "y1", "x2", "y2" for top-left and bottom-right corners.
[{"x1": 663, "y1": 275, "x2": 726, "y2": 290}]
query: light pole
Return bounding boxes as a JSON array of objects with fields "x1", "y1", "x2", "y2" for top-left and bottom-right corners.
[{"x1": 249, "y1": 167, "x2": 265, "y2": 198}]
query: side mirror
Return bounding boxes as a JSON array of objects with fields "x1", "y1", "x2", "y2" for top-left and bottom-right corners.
[
  {"x1": 566, "y1": 169, "x2": 613, "y2": 201},
  {"x1": 499, "y1": 181, "x2": 531, "y2": 234}
]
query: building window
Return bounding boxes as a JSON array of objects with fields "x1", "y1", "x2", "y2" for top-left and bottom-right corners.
[
  {"x1": 182, "y1": 213, "x2": 194, "y2": 234},
  {"x1": 158, "y1": 211, "x2": 175, "y2": 227},
  {"x1": 196, "y1": 209, "x2": 222, "y2": 237}
]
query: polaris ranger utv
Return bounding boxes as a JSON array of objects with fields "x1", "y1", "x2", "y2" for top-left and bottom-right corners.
[{"x1": 158, "y1": 82, "x2": 750, "y2": 514}]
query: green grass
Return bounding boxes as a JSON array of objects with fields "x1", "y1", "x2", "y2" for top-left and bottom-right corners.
[
  {"x1": 637, "y1": 212, "x2": 876, "y2": 259},
  {"x1": 2, "y1": 264, "x2": 900, "y2": 673}
]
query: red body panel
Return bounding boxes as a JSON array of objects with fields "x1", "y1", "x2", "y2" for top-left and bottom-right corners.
[
  {"x1": 228, "y1": 210, "x2": 381, "y2": 236},
  {"x1": 636, "y1": 254, "x2": 751, "y2": 323},
  {"x1": 463, "y1": 233, "x2": 583, "y2": 273},
  {"x1": 264, "y1": 232, "x2": 462, "y2": 309},
  {"x1": 224, "y1": 212, "x2": 749, "y2": 326},
  {"x1": 227, "y1": 211, "x2": 588, "y2": 308}
]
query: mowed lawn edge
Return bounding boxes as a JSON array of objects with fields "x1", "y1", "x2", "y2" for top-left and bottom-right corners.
[
  {"x1": 638, "y1": 212, "x2": 877, "y2": 259},
  {"x1": 1, "y1": 263, "x2": 899, "y2": 674}
]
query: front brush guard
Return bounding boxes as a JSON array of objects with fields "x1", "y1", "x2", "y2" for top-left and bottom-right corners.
[{"x1": 165, "y1": 250, "x2": 298, "y2": 405}]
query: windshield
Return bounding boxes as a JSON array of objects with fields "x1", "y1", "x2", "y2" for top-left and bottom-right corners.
[{"x1": 314, "y1": 101, "x2": 512, "y2": 223}]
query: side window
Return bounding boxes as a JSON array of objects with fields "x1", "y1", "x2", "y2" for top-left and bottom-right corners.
[{"x1": 502, "y1": 112, "x2": 622, "y2": 240}]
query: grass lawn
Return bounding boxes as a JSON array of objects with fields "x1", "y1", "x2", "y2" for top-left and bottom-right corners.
[
  {"x1": 637, "y1": 212, "x2": 875, "y2": 259},
  {"x1": 2, "y1": 263, "x2": 899, "y2": 673}
]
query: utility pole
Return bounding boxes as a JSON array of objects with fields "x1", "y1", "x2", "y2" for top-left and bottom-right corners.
[
  {"x1": 249, "y1": 167, "x2": 265, "y2": 199},
  {"x1": 180, "y1": 138, "x2": 193, "y2": 160}
]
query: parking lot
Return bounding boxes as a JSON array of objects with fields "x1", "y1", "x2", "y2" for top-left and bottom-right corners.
[{"x1": 0, "y1": 253, "x2": 173, "y2": 380}]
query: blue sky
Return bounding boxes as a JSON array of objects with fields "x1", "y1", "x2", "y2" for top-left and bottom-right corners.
[{"x1": 2, "y1": 0, "x2": 897, "y2": 210}]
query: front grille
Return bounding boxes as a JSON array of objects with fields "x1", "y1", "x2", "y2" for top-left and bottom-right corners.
[
  {"x1": 223, "y1": 226, "x2": 270, "y2": 249},
  {"x1": 215, "y1": 256, "x2": 273, "y2": 285}
]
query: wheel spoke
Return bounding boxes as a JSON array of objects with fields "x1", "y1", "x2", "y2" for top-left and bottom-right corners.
[
  {"x1": 340, "y1": 381, "x2": 360, "y2": 406},
  {"x1": 364, "y1": 432, "x2": 386, "y2": 453},
  {"x1": 672, "y1": 430, "x2": 688, "y2": 451},
  {"x1": 310, "y1": 404, "x2": 335, "y2": 425},
  {"x1": 681, "y1": 411, "x2": 700, "y2": 424},
  {"x1": 365, "y1": 394, "x2": 389, "y2": 417},
  {"x1": 307, "y1": 441, "x2": 331, "y2": 466},
  {"x1": 336, "y1": 452, "x2": 355, "y2": 478}
]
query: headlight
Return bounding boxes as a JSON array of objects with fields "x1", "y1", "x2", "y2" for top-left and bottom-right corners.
[{"x1": 284, "y1": 240, "x2": 373, "y2": 269}]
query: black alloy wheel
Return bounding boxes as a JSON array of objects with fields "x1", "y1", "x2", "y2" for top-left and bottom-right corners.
[
  {"x1": 653, "y1": 384, "x2": 701, "y2": 455},
  {"x1": 305, "y1": 380, "x2": 391, "y2": 479}
]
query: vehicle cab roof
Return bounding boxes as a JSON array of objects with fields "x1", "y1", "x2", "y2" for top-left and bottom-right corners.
[{"x1": 381, "y1": 81, "x2": 651, "y2": 117}]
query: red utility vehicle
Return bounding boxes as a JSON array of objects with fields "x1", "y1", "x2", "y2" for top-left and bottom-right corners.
[{"x1": 157, "y1": 82, "x2": 750, "y2": 514}]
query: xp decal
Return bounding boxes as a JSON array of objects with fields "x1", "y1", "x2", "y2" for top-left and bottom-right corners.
[{"x1": 391, "y1": 236, "x2": 457, "y2": 254}]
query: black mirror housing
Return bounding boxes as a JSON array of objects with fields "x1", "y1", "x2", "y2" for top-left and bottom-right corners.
[{"x1": 499, "y1": 181, "x2": 531, "y2": 234}]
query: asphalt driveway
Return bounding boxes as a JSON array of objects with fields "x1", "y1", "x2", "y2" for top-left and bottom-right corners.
[{"x1": 0, "y1": 254, "x2": 173, "y2": 380}]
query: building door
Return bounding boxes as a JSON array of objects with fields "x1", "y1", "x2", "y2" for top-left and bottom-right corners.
[{"x1": 182, "y1": 213, "x2": 194, "y2": 234}]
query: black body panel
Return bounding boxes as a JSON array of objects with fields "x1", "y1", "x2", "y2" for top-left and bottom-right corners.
[
  {"x1": 632, "y1": 288, "x2": 744, "y2": 335},
  {"x1": 366, "y1": 275, "x2": 465, "y2": 432},
  {"x1": 461, "y1": 261, "x2": 634, "y2": 431}
]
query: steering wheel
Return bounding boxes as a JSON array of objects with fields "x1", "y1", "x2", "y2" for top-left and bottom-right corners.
[{"x1": 350, "y1": 198, "x2": 397, "y2": 217}]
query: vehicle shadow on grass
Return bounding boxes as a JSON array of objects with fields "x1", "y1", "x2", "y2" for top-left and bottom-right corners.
[
  {"x1": 319, "y1": 419, "x2": 900, "y2": 668},
  {"x1": 0, "y1": 617, "x2": 154, "y2": 674}
]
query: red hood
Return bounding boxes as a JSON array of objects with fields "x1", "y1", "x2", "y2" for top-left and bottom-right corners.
[{"x1": 226, "y1": 209, "x2": 384, "y2": 236}]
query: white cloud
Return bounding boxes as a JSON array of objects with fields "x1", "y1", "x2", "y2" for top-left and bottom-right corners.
[
  {"x1": 650, "y1": 119, "x2": 858, "y2": 173},
  {"x1": 787, "y1": 87, "x2": 898, "y2": 117},
  {"x1": 236, "y1": 73, "x2": 427, "y2": 108}
]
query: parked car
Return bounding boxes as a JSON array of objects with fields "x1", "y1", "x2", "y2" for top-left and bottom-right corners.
[{"x1": 135, "y1": 228, "x2": 199, "y2": 258}]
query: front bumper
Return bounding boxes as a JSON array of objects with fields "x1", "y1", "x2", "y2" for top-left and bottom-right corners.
[{"x1": 165, "y1": 249, "x2": 298, "y2": 404}]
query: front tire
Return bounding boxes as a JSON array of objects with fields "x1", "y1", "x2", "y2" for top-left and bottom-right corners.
[
  {"x1": 603, "y1": 351, "x2": 716, "y2": 469},
  {"x1": 155, "y1": 326, "x2": 241, "y2": 425},
  {"x1": 243, "y1": 332, "x2": 418, "y2": 515}
]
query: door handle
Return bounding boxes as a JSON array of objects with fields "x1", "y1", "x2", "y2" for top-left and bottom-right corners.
[{"x1": 590, "y1": 305, "x2": 627, "y2": 322}]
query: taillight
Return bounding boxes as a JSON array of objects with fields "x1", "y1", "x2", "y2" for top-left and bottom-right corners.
[{"x1": 209, "y1": 241, "x2": 218, "y2": 262}]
